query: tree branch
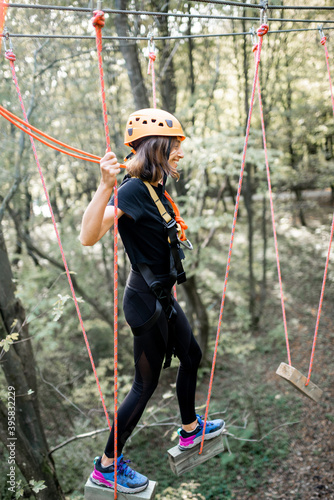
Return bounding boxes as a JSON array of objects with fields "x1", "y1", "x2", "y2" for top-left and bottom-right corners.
[{"x1": 49, "y1": 427, "x2": 110, "y2": 455}]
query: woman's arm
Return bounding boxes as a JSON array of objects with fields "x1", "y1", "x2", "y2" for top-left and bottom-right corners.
[{"x1": 80, "y1": 152, "x2": 124, "y2": 246}]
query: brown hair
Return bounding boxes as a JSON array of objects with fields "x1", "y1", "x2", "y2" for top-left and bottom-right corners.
[{"x1": 126, "y1": 136, "x2": 180, "y2": 183}]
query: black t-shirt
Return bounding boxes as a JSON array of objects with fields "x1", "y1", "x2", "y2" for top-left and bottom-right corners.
[{"x1": 108, "y1": 177, "x2": 171, "y2": 275}]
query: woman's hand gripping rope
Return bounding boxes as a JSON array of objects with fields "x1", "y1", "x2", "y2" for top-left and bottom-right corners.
[{"x1": 100, "y1": 151, "x2": 122, "y2": 189}]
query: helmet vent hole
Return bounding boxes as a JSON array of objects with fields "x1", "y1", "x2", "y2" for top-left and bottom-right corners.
[
  {"x1": 151, "y1": 119, "x2": 156, "y2": 123},
  {"x1": 166, "y1": 119, "x2": 173, "y2": 128},
  {"x1": 143, "y1": 120, "x2": 147, "y2": 124},
  {"x1": 135, "y1": 117, "x2": 140, "y2": 121},
  {"x1": 129, "y1": 121, "x2": 133, "y2": 125},
  {"x1": 158, "y1": 122, "x2": 164, "y2": 127}
]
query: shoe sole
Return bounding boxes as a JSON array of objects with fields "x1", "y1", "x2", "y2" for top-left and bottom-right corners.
[
  {"x1": 90, "y1": 473, "x2": 149, "y2": 494},
  {"x1": 178, "y1": 422, "x2": 225, "y2": 451}
]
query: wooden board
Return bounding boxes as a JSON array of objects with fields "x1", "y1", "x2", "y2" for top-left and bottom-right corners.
[
  {"x1": 276, "y1": 362, "x2": 323, "y2": 403},
  {"x1": 167, "y1": 433, "x2": 225, "y2": 476},
  {"x1": 84, "y1": 477, "x2": 157, "y2": 500}
]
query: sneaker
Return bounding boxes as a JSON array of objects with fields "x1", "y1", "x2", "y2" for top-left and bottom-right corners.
[
  {"x1": 90, "y1": 455, "x2": 149, "y2": 494},
  {"x1": 178, "y1": 414, "x2": 225, "y2": 450}
]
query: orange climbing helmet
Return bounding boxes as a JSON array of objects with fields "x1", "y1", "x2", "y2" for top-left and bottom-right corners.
[{"x1": 124, "y1": 108, "x2": 185, "y2": 146}]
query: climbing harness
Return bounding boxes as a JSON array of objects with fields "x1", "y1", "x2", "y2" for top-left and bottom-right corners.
[
  {"x1": 142, "y1": 180, "x2": 190, "y2": 283},
  {"x1": 2, "y1": 31, "x2": 112, "y2": 430}
]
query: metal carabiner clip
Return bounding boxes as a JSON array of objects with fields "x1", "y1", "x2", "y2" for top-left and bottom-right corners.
[
  {"x1": 179, "y1": 239, "x2": 193, "y2": 251},
  {"x1": 3, "y1": 28, "x2": 13, "y2": 53},
  {"x1": 147, "y1": 32, "x2": 155, "y2": 54}
]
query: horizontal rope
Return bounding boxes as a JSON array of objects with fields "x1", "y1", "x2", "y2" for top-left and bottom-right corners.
[
  {"x1": 9, "y1": 1, "x2": 334, "y2": 11},
  {"x1": 4, "y1": 3, "x2": 334, "y2": 23},
  {"x1": 2, "y1": 25, "x2": 334, "y2": 42},
  {"x1": 3, "y1": 4, "x2": 333, "y2": 24},
  {"x1": 190, "y1": 0, "x2": 334, "y2": 9}
]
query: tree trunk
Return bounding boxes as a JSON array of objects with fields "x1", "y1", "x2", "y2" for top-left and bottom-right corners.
[
  {"x1": 0, "y1": 225, "x2": 64, "y2": 499},
  {"x1": 182, "y1": 276, "x2": 209, "y2": 362},
  {"x1": 150, "y1": 0, "x2": 177, "y2": 111},
  {"x1": 114, "y1": 0, "x2": 149, "y2": 109},
  {"x1": 242, "y1": 13, "x2": 257, "y2": 329}
]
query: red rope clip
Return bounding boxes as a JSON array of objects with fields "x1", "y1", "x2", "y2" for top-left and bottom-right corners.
[
  {"x1": 321, "y1": 36, "x2": 327, "y2": 46},
  {"x1": 5, "y1": 50, "x2": 16, "y2": 62},
  {"x1": 257, "y1": 24, "x2": 269, "y2": 37},
  {"x1": 252, "y1": 43, "x2": 258, "y2": 53},
  {"x1": 92, "y1": 10, "x2": 105, "y2": 28}
]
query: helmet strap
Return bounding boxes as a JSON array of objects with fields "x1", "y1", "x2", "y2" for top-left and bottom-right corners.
[{"x1": 124, "y1": 148, "x2": 136, "y2": 162}]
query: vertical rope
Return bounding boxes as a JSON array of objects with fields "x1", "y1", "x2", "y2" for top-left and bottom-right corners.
[
  {"x1": 252, "y1": 43, "x2": 291, "y2": 366},
  {"x1": 199, "y1": 24, "x2": 269, "y2": 455},
  {"x1": 5, "y1": 49, "x2": 112, "y2": 430},
  {"x1": 320, "y1": 36, "x2": 334, "y2": 117},
  {"x1": 92, "y1": 9, "x2": 118, "y2": 497},
  {"x1": 147, "y1": 36, "x2": 157, "y2": 109},
  {"x1": 305, "y1": 36, "x2": 334, "y2": 385}
]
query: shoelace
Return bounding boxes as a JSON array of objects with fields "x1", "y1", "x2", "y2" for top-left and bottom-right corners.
[{"x1": 118, "y1": 458, "x2": 136, "y2": 479}]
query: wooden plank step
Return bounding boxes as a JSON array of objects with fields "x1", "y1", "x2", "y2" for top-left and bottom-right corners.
[
  {"x1": 276, "y1": 362, "x2": 323, "y2": 403},
  {"x1": 167, "y1": 433, "x2": 225, "y2": 476},
  {"x1": 84, "y1": 477, "x2": 157, "y2": 500}
]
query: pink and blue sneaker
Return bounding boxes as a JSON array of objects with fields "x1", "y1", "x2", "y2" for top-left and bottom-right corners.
[
  {"x1": 178, "y1": 414, "x2": 225, "y2": 450},
  {"x1": 90, "y1": 455, "x2": 149, "y2": 494}
]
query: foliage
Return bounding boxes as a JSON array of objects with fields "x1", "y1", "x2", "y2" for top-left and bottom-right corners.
[
  {"x1": 1, "y1": 1, "x2": 334, "y2": 499},
  {"x1": 0, "y1": 332, "x2": 19, "y2": 353}
]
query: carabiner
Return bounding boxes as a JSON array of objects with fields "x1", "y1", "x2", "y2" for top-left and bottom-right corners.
[{"x1": 179, "y1": 239, "x2": 193, "y2": 251}]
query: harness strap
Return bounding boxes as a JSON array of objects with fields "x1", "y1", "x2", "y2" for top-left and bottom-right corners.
[
  {"x1": 130, "y1": 295, "x2": 163, "y2": 336},
  {"x1": 137, "y1": 263, "x2": 177, "y2": 369},
  {"x1": 143, "y1": 180, "x2": 172, "y2": 224},
  {"x1": 142, "y1": 180, "x2": 186, "y2": 284}
]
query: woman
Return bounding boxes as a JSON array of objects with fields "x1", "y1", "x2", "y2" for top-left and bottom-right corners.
[{"x1": 80, "y1": 109, "x2": 224, "y2": 494}]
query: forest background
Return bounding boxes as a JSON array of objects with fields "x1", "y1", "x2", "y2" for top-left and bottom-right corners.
[{"x1": 0, "y1": 0, "x2": 333, "y2": 499}]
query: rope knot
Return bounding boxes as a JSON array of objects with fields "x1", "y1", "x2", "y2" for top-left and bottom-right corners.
[
  {"x1": 321, "y1": 36, "x2": 327, "y2": 46},
  {"x1": 147, "y1": 51, "x2": 156, "y2": 76},
  {"x1": 5, "y1": 50, "x2": 16, "y2": 62},
  {"x1": 149, "y1": 52, "x2": 156, "y2": 62},
  {"x1": 257, "y1": 24, "x2": 269, "y2": 37},
  {"x1": 92, "y1": 10, "x2": 105, "y2": 28}
]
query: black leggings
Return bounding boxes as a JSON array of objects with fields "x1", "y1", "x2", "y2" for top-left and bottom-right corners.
[{"x1": 104, "y1": 270, "x2": 202, "y2": 457}]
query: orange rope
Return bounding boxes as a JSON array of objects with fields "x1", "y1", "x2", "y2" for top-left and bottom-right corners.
[
  {"x1": 0, "y1": 1, "x2": 8, "y2": 53},
  {"x1": 92, "y1": 9, "x2": 118, "y2": 498},
  {"x1": 199, "y1": 23, "x2": 269, "y2": 455},
  {"x1": 305, "y1": 35, "x2": 334, "y2": 386},
  {"x1": 165, "y1": 191, "x2": 188, "y2": 242},
  {"x1": 4, "y1": 44, "x2": 112, "y2": 431},
  {"x1": 0, "y1": 105, "x2": 101, "y2": 163},
  {"x1": 252, "y1": 42, "x2": 291, "y2": 366},
  {"x1": 0, "y1": 104, "x2": 128, "y2": 168}
]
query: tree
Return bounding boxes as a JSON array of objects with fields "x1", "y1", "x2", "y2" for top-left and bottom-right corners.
[{"x1": 0, "y1": 225, "x2": 65, "y2": 499}]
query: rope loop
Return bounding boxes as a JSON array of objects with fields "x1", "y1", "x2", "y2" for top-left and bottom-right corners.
[
  {"x1": 257, "y1": 24, "x2": 269, "y2": 37},
  {"x1": 92, "y1": 9, "x2": 105, "y2": 28},
  {"x1": 321, "y1": 36, "x2": 327, "y2": 46},
  {"x1": 5, "y1": 50, "x2": 16, "y2": 61}
]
